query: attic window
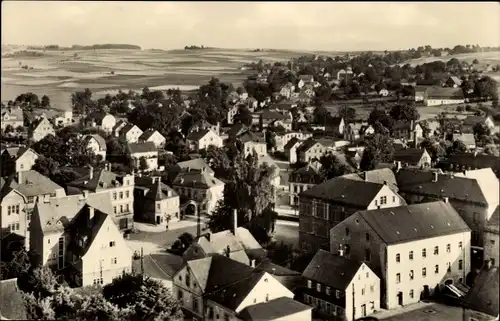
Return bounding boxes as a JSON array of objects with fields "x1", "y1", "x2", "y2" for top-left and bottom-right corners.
[
  {"x1": 396, "y1": 231, "x2": 400, "y2": 235},
  {"x1": 413, "y1": 228, "x2": 417, "y2": 232},
  {"x1": 264, "y1": 278, "x2": 268, "y2": 282},
  {"x1": 390, "y1": 211, "x2": 395, "y2": 215},
  {"x1": 447, "y1": 222, "x2": 451, "y2": 226},
  {"x1": 430, "y1": 225, "x2": 434, "y2": 229}
]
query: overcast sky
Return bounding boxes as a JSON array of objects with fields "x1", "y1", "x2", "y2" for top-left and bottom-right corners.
[{"x1": 2, "y1": 1, "x2": 499, "y2": 51}]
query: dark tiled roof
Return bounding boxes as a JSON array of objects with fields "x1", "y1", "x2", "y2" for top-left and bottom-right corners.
[
  {"x1": 139, "y1": 128, "x2": 164, "y2": 141},
  {"x1": 302, "y1": 250, "x2": 362, "y2": 290},
  {"x1": 358, "y1": 201, "x2": 470, "y2": 245},
  {"x1": 239, "y1": 131, "x2": 265, "y2": 144},
  {"x1": 342, "y1": 168, "x2": 398, "y2": 192},
  {"x1": 186, "y1": 129, "x2": 211, "y2": 141},
  {"x1": 453, "y1": 133, "x2": 476, "y2": 146},
  {"x1": 462, "y1": 115, "x2": 486, "y2": 127},
  {"x1": 330, "y1": 117, "x2": 343, "y2": 127},
  {"x1": 67, "y1": 168, "x2": 128, "y2": 192},
  {"x1": 172, "y1": 169, "x2": 223, "y2": 189},
  {"x1": 2, "y1": 170, "x2": 63, "y2": 198},
  {"x1": 289, "y1": 163, "x2": 323, "y2": 184},
  {"x1": 227, "y1": 124, "x2": 249, "y2": 138},
  {"x1": 393, "y1": 148, "x2": 427, "y2": 166},
  {"x1": 0, "y1": 278, "x2": 27, "y2": 320},
  {"x1": 299, "y1": 177, "x2": 385, "y2": 207},
  {"x1": 440, "y1": 153, "x2": 500, "y2": 174},
  {"x1": 463, "y1": 266, "x2": 499, "y2": 317},
  {"x1": 485, "y1": 206, "x2": 500, "y2": 234},
  {"x1": 396, "y1": 169, "x2": 488, "y2": 205},
  {"x1": 297, "y1": 138, "x2": 321, "y2": 153},
  {"x1": 127, "y1": 141, "x2": 158, "y2": 154},
  {"x1": 239, "y1": 297, "x2": 311, "y2": 321},
  {"x1": 284, "y1": 137, "x2": 301, "y2": 151},
  {"x1": 135, "y1": 177, "x2": 178, "y2": 201},
  {"x1": 119, "y1": 123, "x2": 137, "y2": 135},
  {"x1": 426, "y1": 87, "x2": 464, "y2": 99},
  {"x1": 261, "y1": 110, "x2": 288, "y2": 121},
  {"x1": 85, "y1": 111, "x2": 109, "y2": 125},
  {"x1": 84, "y1": 134, "x2": 107, "y2": 151}
]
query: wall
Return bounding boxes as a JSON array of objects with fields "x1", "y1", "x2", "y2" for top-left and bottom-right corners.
[
  {"x1": 484, "y1": 230, "x2": 499, "y2": 266},
  {"x1": 1, "y1": 191, "x2": 27, "y2": 238},
  {"x1": 16, "y1": 151, "x2": 39, "y2": 172},
  {"x1": 125, "y1": 127, "x2": 143, "y2": 143},
  {"x1": 289, "y1": 183, "x2": 316, "y2": 206},
  {"x1": 345, "y1": 264, "x2": 381, "y2": 321},
  {"x1": 366, "y1": 186, "x2": 403, "y2": 210},
  {"x1": 206, "y1": 300, "x2": 240, "y2": 321},
  {"x1": 42, "y1": 232, "x2": 65, "y2": 266},
  {"x1": 425, "y1": 99, "x2": 465, "y2": 107},
  {"x1": 173, "y1": 265, "x2": 204, "y2": 318},
  {"x1": 200, "y1": 131, "x2": 223, "y2": 150},
  {"x1": 81, "y1": 216, "x2": 132, "y2": 286},
  {"x1": 86, "y1": 139, "x2": 106, "y2": 161},
  {"x1": 207, "y1": 184, "x2": 224, "y2": 214},
  {"x1": 131, "y1": 151, "x2": 158, "y2": 170},
  {"x1": 101, "y1": 115, "x2": 116, "y2": 133}
]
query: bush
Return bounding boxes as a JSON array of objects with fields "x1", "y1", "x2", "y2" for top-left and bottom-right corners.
[
  {"x1": 456, "y1": 106, "x2": 464, "y2": 112},
  {"x1": 465, "y1": 105, "x2": 472, "y2": 112}
]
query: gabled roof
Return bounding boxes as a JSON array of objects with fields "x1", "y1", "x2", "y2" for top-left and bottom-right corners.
[
  {"x1": 447, "y1": 76, "x2": 462, "y2": 86},
  {"x1": 357, "y1": 201, "x2": 470, "y2": 245},
  {"x1": 441, "y1": 153, "x2": 500, "y2": 174},
  {"x1": 127, "y1": 141, "x2": 158, "y2": 154},
  {"x1": 297, "y1": 138, "x2": 322, "y2": 153},
  {"x1": 135, "y1": 177, "x2": 178, "y2": 201},
  {"x1": 227, "y1": 123, "x2": 249, "y2": 138},
  {"x1": 85, "y1": 111, "x2": 112, "y2": 125},
  {"x1": 454, "y1": 168, "x2": 499, "y2": 208},
  {"x1": 186, "y1": 129, "x2": 212, "y2": 141},
  {"x1": 284, "y1": 137, "x2": 301, "y2": 151},
  {"x1": 239, "y1": 297, "x2": 311, "y2": 321},
  {"x1": 302, "y1": 250, "x2": 363, "y2": 290},
  {"x1": 119, "y1": 123, "x2": 140, "y2": 135},
  {"x1": 342, "y1": 168, "x2": 399, "y2": 192},
  {"x1": 453, "y1": 133, "x2": 476, "y2": 146},
  {"x1": 112, "y1": 120, "x2": 128, "y2": 132},
  {"x1": 139, "y1": 128, "x2": 164, "y2": 141},
  {"x1": 239, "y1": 131, "x2": 265, "y2": 144},
  {"x1": 462, "y1": 115, "x2": 488, "y2": 127},
  {"x1": 1, "y1": 170, "x2": 63, "y2": 198},
  {"x1": 172, "y1": 169, "x2": 224, "y2": 189},
  {"x1": 426, "y1": 86, "x2": 464, "y2": 99},
  {"x1": 299, "y1": 74, "x2": 314, "y2": 82},
  {"x1": 393, "y1": 148, "x2": 428, "y2": 165},
  {"x1": 67, "y1": 168, "x2": 128, "y2": 192},
  {"x1": 83, "y1": 134, "x2": 107, "y2": 151},
  {"x1": 260, "y1": 110, "x2": 288, "y2": 121},
  {"x1": 289, "y1": 162, "x2": 323, "y2": 184},
  {"x1": 462, "y1": 266, "x2": 499, "y2": 317},
  {"x1": 485, "y1": 206, "x2": 500, "y2": 234},
  {"x1": 299, "y1": 177, "x2": 386, "y2": 207},
  {"x1": 174, "y1": 158, "x2": 214, "y2": 175},
  {"x1": 0, "y1": 278, "x2": 27, "y2": 320}
]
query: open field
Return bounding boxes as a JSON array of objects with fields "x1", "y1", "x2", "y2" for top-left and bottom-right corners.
[
  {"x1": 405, "y1": 51, "x2": 500, "y2": 67},
  {"x1": 1, "y1": 48, "x2": 318, "y2": 109}
]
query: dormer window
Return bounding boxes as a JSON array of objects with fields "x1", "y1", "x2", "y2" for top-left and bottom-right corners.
[{"x1": 316, "y1": 283, "x2": 321, "y2": 292}]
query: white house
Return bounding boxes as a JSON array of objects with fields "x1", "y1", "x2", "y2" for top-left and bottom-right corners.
[
  {"x1": 127, "y1": 142, "x2": 158, "y2": 171},
  {"x1": 119, "y1": 123, "x2": 143, "y2": 143},
  {"x1": 85, "y1": 112, "x2": 116, "y2": 134},
  {"x1": 186, "y1": 129, "x2": 223, "y2": 152},
  {"x1": 139, "y1": 128, "x2": 166, "y2": 148},
  {"x1": 423, "y1": 87, "x2": 465, "y2": 106},
  {"x1": 379, "y1": 89, "x2": 389, "y2": 97},
  {"x1": 83, "y1": 134, "x2": 107, "y2": 161}
]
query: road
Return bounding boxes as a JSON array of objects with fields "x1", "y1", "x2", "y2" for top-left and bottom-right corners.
[{"x1": 128, "y1": 219, "x2": 299, "y2": 254}]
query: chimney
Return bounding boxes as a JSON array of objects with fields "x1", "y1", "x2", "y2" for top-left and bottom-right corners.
[
  {"x1": 232, "y1": 209, "x2": 238, "y2": 236},
  {"x1": 251, "y1": 259, "x2": 256, "y2": 268},
  {"x1": 225, "y1": 245, "x2": 230, "y2": 257},
  {"x1": 443, "y1": 197, "x2": 449, "y2": 204},
  {"x1": 83, "y1": 190, "x2": 89, "y2": 199},
  {"x1": 17, "y1": 171, "x2": 23, "y2": 184},
  {"x1": 484, "y1": 259, "x2": 492, "y2": 270},
  {"x1": 89, "y1": 165, "x2": 94, "y2": 180},
  {"x1": 432, "y1": 172, "x2": 438, "y2": 183}
]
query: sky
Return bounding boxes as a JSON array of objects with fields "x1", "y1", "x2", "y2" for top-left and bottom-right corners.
[{"x1": 2, "y1": 1, "x2": 499, "y2": 51}]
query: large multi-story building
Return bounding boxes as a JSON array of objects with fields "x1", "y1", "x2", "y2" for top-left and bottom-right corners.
[
  {"x1": 302, "y1": 250, "x2": 381, "y2": 321},
  {"x1": 134, "y1": 176, "x2": 180, "y2": 225},
  {"x1": 66, "y1": 165, "x2": 135, "y2": 230},
  {"x1": 289, "y1": 161, "x2": 323, "y2": 207},
  {"x1": 484, "y1": 208, "x2": 499, "y2": 267},
  {"x1": 329, "y1": 201, "x2": 471, "y2": 309},
  {"x1": 298, "y1": 176, "x2": 404, "y2": 252}
]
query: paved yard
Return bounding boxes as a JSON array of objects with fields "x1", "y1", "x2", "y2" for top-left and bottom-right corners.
[{"x1": 378, "y1": 303, "x2": 463, "y2": 321}]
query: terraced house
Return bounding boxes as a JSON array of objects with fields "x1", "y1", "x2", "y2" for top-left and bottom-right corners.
[
  {"x1": 298, "y1": 175, "x2": 404, "y2": 252},
  {"x1": 66, "y1": 165, "x2": 135, "y2": 230},
  {"x1": 329, "y1": 201, "x2": 471, "y2": 309}
]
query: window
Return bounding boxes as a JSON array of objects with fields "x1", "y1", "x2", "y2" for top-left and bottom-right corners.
[
  {"x1": 186, "y1": 273, "x2": 191, "y2": 287},
  {"x1": 361, "y1": 288, "x2": 365, "y2": 295},
  {"x1": 316, "y1": 283, "x2": 321, "y2": 292},
  {"x1": 459, "y1": 260, "x2": 463, "y2": 270},
  {"x1": 326, "y1": 286, "x2": 331, "y2": 295},
  {"x1": 392, "y1": 196, "x2": 396, "y2": 203},
  {"x1": 370, "y1": 285, "x2": 374, "y2": 293},
  {"x1": 365, "y1": 233, "x2": 370, "y2": 241},
  {"x1": 380, "y1": 196, "x2": 387, "y2": 205},
  {"x1": 178, "y1": 289, "x2": 183, "y2": 299},
  {"x1": 15, "y1": 205, "x2": 19, "y2": 214},
  {"x1": 396, "y1": 273, "x2": 401, "y2": 283},
  {"x1": 335, "y1": 290, "x2": 341, "y2": 298},
  {"x1": 435, "y1": 265, "x2": 439, "y2": 274},
  {"x1": 422, "y1": 248, "x2": 426, "y2": 258},
  {"x1": 365, "y1": 249, "x2": 371, "y2": 261},
  {"x1": 446, "y1": 244, "x2": 451, "y2": 253},
  {"x1": 422, "y1": 268, "x2": 427, "y2": 277},
  {"x1": 409, "y1": 251, "x2": 414, "y2": 260},
  {"x1": 192, "y1": 298, "x2": 198, "y2": 311},
  {"x1": 366, "y1": 272, "x2": 369, "y2": 278},
  {"x1": 120, "y1": 205, "x2": 123, "y2": 213},
  {"x1": 307, "y1": 280, "x2": 312, "y2": 288},
  {"x1": 119, "y1": 192, "x2": 123, "y2": 199},
  {"x1": 344, "y1": 244, "x2": 351, "y2": 255},
  {"x1": 490, "y1": 239, "x2": 495, "y2": 245},
  {"x1": 125, "y1": 204, "x2": 129, "y2": 212},
  {"x1": 125, "y1": 191, "x2": 130, "y2": 198},
  {"x1": 208, "y1": 307, "x2": 214, "y2": 319},
  {"x1": 447, "y1": 262, "x2": 451, "y2": 272},
  {"x1": 409, "y1": 270, "x2": 414, "y2": 280},
  {"x1": 265, "y1": 294, "x2": 269, "y2": 302},
  {"x1": 434, "y1": 246, "x2": 439, "y2": 255},
  {"x1": 113, "y1": 192, "x2": 117, "y2": 200},
  {"x1": 157, "y1": 203, "x2": 161, "y2": 210},
  {"x1": 113, "y1": 206, "x2": 117, "y2": 214},
  {"x1": 111, "y1": 257, "x2": 117, "y2": 264},
  {"x1": 473, "y1": 212, "x2": 479, "y2": 224},
  {"x1": 345, "y1": 228, "x2": 350, "y2": 237},
  {"x1": 410, "y1": 290, "x2": 414, "y2": 299},
  {"x1": 396, "y1": 253, "x2": 400, "y2": 263},
  {"x1": 109, "y1": 241, "x2": 115, "y2": 247},
  {"x1": 459, "y1": 241, "x2": 463, "y2": 249},
  {"x1": 48, "y1": 239, "x2": 51, "y2": 244}
]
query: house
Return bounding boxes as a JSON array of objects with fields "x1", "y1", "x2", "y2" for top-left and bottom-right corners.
[
  {"x1": 0, "y1": 147, "x2": 39, "y2": 175},
  {"x1": 423, "y1": 87, "x2": 465, "y2": 106},
  {"x1": 227, "y1": 123, "x2": 250, "y2": 140},
  {"x1": 254, "y1": 260, "x2": 306, "y2": 293},
  {"x1": 186, "y1": 129, "x2": 223, "y2": 152},
  {"x1": 440, "y1": 152, "x2": 500, "y2": 178},
  {"x1": 330, "y1": 201, "x2": 471, "y2": 309},
  {"x1": 226, "y1": 105, "x2": 240, "y2": 125},
  {"x1": 139, "y1": 128, "x2": 166, "y2": 148},
  {"x1": 392, "y1": 120, "x2": 423, "y2": 141},
  {"x1": 83, "y1": 134, "x2": 107, "y2": 161},
  {"x1": 183, "y1": 210, "x2": 263, "y2": 265},
  {"x1": 270, "y1": 118, "x2": 293, "y2": 131},
  {"x1": 112, "y1": 120, "x2": 128, "y2": 137},
  {"x1": 298, "y1": 75, "x2": 315, "y2": 89},
  {"x1": 445, "y1": 76, "x2": 463, "y2": 88},
  {"x1": 284, "y1": 137, "x2": 302, "y2": 164},
  {"x1": 1, "y1": 106, "x2": 24, "y2": 131},
  {"x1": 328, "y1": 117, "x2": 345, "y2": 136},
  {"x1": 119, "y1": 123, "x2": 143, "y2": 143},
  {"x1": 257, "y1": 154, "x2": 281, "y2": 190},
  {"x1": 341, "y1": 168, "x2": 399, "y2": 193},
  {"x1": 66, "y1": 165, "x2": 135, "y2": 230},
  {"x1": 359, "y1": 124, "x2": 375, "y2": 138},
  {"x1": 280, "y1": 83, "x2": 295, "y2": 99},
  {"x1": 453, "y1": 133, "x2": 476, "y2": 150},
  {"x1": 259, "y1": 110, "x2": 290, "y2": 130},
  {"x1": 29, "y1": 117, "x2": 55, "y2": 142},
  {"x1": 0, "y1": 278, "x2": 27, "y2": 320},
  {"x1": 298, "y1": 176, "x2": 405, "y2": 252},
  {"x1": 171, "y1": 168, "x2": 225, "y2": 216},
  {"x1": 414, "y1": 86, "x2": 428, "y2": 102},
  {"x1": 237, "y1": 87, "x2": 249, "y2": 100},
  {"x1": 416, "y1": 79, "x2": 442, "y2": 87},
  {"x1": 396, "y1": 168, "x2": 499, "y2": 259},
  {"x1": 462, "y1": 262, "x2": 499, "y2": 321},
  {"x1": 302, "y1": 250, "x2": 380, "y2": 321},
  {"x1": 239, "y1": 297, "x2": 312, "y2": 321},
  {"x1": 484, "y1": 208, "x2": 499, "y2": 267},
  {"x1": 297, "y1": 138, "x2": 328, "y2": 163},
  {"x1": 84, "y1": 112, "x2": 116, "y2": 133},
  {"x1": 1, "y1": 170, "x2": 66, "y2": 249},
  {"x1": 274, "y1": 131, "x2": 313, "y2": 152},
  {"x1": 289, "y1": 161, "x2": 323, "y2": 207},
  {"x1": 462, "y1": 115, "x2": 499, "y2": 134},
  {"x1": 188, "y1": 120, "x2": 221, "y2": 137},
  {"x1": 344, "y1": 122, "x2": 367, "y2": 142},
  {"x1": 379, "y1": 89, "x2": 389, "y2": 97},
  {"x1": 393, "y1": 148, "x2": 432, "y2": 168},
  {"x1": 127, "y1": 141, "x2": 158, "y2": 171},
  {"x1": 337, "y1": 67, "x2": 354, "y2": 83},
  {"x1": 238, "y1": 131, "x2": 267, "y2": 157},
  {"x1": 172, "y1": 254, "x2": 295, "y2": 321},
  {"x1": 134, "y1": 176, "x2": 180, "y2": 225},
  {"x1": 30, "y1": 193, "x2": 132, "y2": 287},
  {"x1": 167, "y1": 158, "x2": 215, "y2": 183},
  {"x1": 400, "y1": 79, "x2": 416, "y2": 87}
]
